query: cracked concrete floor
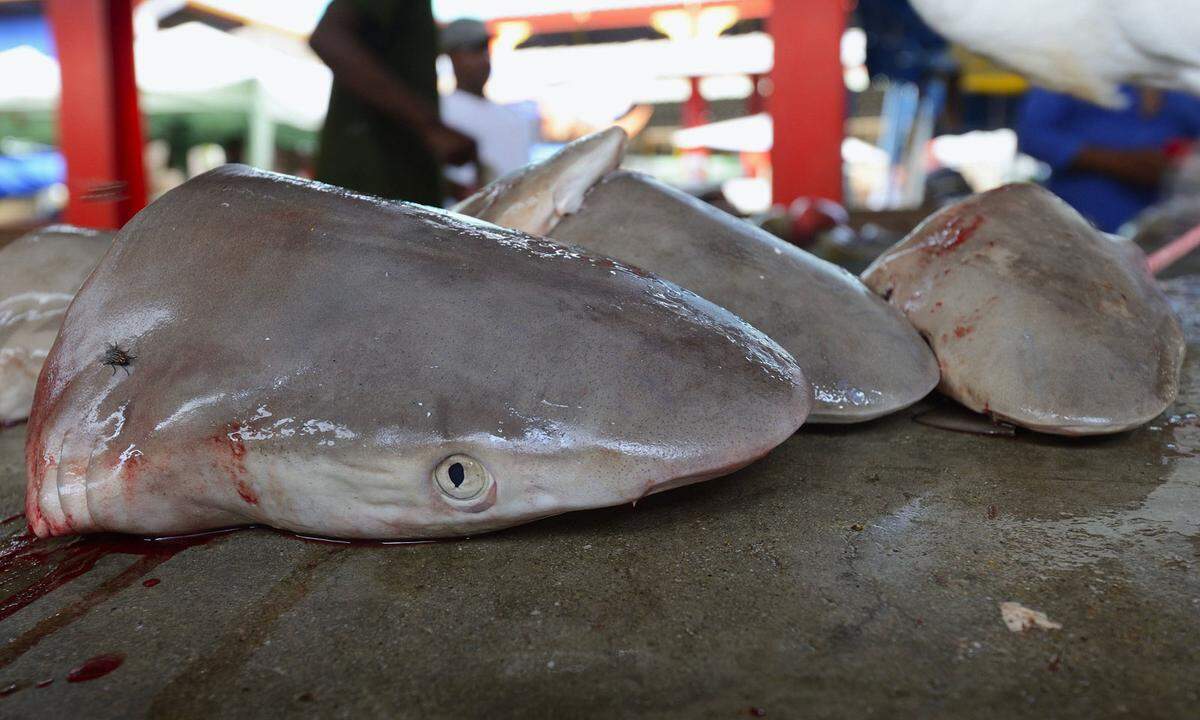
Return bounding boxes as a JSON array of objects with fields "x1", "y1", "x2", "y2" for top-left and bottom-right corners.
[{"x1": 0, "y1": 280, "x2": 1197, "y2": 719}]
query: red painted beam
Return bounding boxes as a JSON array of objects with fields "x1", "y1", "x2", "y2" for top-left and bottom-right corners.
[
  {"x1": 486, "y1": 0, "x2": 772, "y2": 35},
  {"x1": 682, "y1": 77, "x2": 711, "y2": 129},
  {"x1": 45, "y1": 0, "x2": 147, "y2": 229},
  {"x1": 769, "y1": 0, "x2": 847, "y2": 206}
]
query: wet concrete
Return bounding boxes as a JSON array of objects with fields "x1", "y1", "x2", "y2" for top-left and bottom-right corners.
[{"x1": 0, "y1": 286, "x2": 1197, "y2": 719}]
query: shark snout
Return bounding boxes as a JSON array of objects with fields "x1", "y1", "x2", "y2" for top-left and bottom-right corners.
[{"x1": 26, "y1": 423, "x2": 95, "y2": 538}]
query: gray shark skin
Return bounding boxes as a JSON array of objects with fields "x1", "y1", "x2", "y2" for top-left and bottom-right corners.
[
  {"x1": 458, "y1": 138, "x2": 940, "y2": 423},
  {"x1": 862, "y1": 183, "x2": 1184, "y2": 436},
  {"x1": 25, "y1": 165, "x2": 810, "y2": 539},
  {"x1": 549, "y1": 171, "x2": 940, "y2": 423},
  {"x1": 1, "y1": 225, "x2": 112, "y2": 424}
]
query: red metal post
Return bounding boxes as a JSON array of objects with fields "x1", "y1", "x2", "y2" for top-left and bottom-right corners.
[
  {"x1": 682, "y1": 77, "x2": 710, "y2": 129},
  {"x1": 747, "y1": 73, "x2": 765, "y2": 116},
  {"x1": 45, "y1": 0, "x2": 147, "y2": 229},
  {"x1": 769, "y1": 0, "x2": 847, "y2": 205},
  {"x1": 680, "y1": 77, "x2": 711, "y2": 184}
]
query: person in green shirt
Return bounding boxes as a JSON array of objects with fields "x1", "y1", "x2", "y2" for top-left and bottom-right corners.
[{"x1": 310, "y1": 0, "x2": 476, "y2": 204}]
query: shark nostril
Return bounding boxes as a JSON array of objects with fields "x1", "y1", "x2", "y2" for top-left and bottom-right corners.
[{"x1": 434, "y1": 455, "x2": 492, "y2": 502}]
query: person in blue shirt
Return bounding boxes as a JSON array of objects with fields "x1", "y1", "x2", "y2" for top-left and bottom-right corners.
[{"x1": 1017, "y1": 86, "x2": 1200, "y2": 232}]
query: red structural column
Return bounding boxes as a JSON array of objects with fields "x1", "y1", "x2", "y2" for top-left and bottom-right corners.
[
  {"x1": 769, "y1": 0, "x2": 847, "y2": 205},
  {"x1": 45, "y1": 0, "x2": 147, "y2": 229},
  {"x1": 682, "y1": 77, "x2": 711, "y2": 129}
]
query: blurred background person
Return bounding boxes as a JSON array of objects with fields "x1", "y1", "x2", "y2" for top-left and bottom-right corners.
[
  {"x1": 1017, "y1": 85, "x2": 1200, "y2": 232},
  {"x1": 309, "y1": 0, "x2": 475, "y2": 204},
  {"x1": 439, "y1": 18, "x2": 539, "y2": 202}
]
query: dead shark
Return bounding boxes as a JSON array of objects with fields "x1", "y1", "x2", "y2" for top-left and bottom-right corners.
[
  {"x1": 25, "y1": 165, "x2": 811, "y2": 539},
  {"x1": 456, "y1": 129, "x2": 939, "y2": 423},
  {"x1": 862, "y1": 183, "x2": 1184, "y2": 435},
  {"x1": 1, "y1": 225, "x2": 111, "y2": 425}
]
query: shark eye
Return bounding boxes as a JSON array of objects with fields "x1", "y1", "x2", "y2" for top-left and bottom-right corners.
[{"x1": 434, "y1": 454, "x2": 492, "y2": 501}]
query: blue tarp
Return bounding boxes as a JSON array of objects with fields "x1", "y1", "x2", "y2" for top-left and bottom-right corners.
[
  {"x1": 857, "y1": 0, "x2": 947, "y2": 83},
  {"x1": 0, "y1": 14, "x2": 60, "y2": 197},
  {"x1": 0, "y1": 14, "x2": 53, "y2": 55},
  {"x1": 0, "y1": 150, "x2": 64, "y2": 198}
]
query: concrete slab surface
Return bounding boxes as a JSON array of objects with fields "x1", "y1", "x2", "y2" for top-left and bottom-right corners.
[{"x1": 0, "y1": 280, "x2": 1197, "y2": 719}]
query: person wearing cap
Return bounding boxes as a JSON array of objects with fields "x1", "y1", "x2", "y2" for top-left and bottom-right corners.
[
  {"x1": 310, "y1": 0, "x2": 475, "y2": 204},
  {"x1": 439, "y1": 18, "x2": 539, "y2": 200}
]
